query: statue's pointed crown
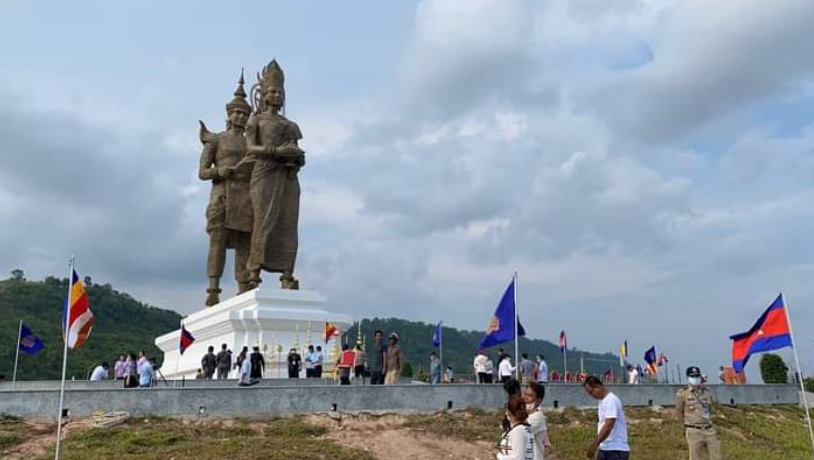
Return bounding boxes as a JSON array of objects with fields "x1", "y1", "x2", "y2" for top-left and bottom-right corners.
[
  {"x1": 258, "y1": 59, "x2": 285, "y2": 90},
  {"x1": 226, "y1": 69, "x2": 251, "y2": 113}
]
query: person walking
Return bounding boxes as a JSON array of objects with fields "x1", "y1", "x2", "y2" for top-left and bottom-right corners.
[
  {"x1": 250, "y1": 346, "x2": 265, "y2": 381},
  {"x1": 201, "y1": 346, "x2": 217, "y2": 379},
  {"x1": 519, "y1": 354, "x2": 535, "y2": 384},
  {"x1": 235, "y1": 346, "x2": 248, "y2": 373},
  {"x1": 677, "y1": 366, "x2": 722, "y2": 460},
  {"x1": 114, "y1": 354, "x2": 127, "y2": 380},
  {"x1": 216, "y1": 344, "x2": 232, "y2": 379},
  {"x1": 314, "y1": 346, "x2": 324, "y2": 378},
  {"x1": 238, "y1": 352, "x2": 254, "y2": 386},
  {"x1": 369, "y1": 330, "x2": 387, "y2": 385},
  {"x1": 496, "y1": 397, "x2": 534, "y2": 460},
  {"x1": 536, "y1": 355, "x2": 548, "y2": 385},
  {"x1": 90, "y1": 362, "x2": 109, "y2": 381},
  {"x1": 499, "y1": 355, "x2": 516, "y2": 384},
  {"x1": 305, "y1": 345, "x2": 316, "y2": 378},
  {"x1": 583, "y1": 376, "x2": 629, "y2": 460},
  {"x1": 429, "y1": 352, "x2": 442, "y2": 385},
  {"x1": 384, "y1": 332, "x2": 402, "y2": 385},
  {"x1": 287, "y1": 348, "x2": 302, "y2": 379},
  {"x1": 524, "y1": 381, "x2": 549, "y2": 460}
]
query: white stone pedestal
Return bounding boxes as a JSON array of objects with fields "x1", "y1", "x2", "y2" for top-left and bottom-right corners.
[{"x1": 155, "y1": 287, "x2": 353, "y2": 379}]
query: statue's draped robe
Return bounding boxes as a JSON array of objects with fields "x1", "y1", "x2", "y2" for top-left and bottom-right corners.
[{"x1": 246, "y1": 112, "x2": 303, "y2": 275}]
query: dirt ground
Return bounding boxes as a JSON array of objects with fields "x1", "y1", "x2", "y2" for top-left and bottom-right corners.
[{"x1": 305, "y1": 413, "x2": 498, "y2": 460}]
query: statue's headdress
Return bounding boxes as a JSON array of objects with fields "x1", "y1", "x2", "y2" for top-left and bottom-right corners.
[
  {"x1": 251, "y1": 59, "x2": 286, "y2": 112},
  {"x1": 226, "y1": 69, "x2": 251, "y2": 114}
]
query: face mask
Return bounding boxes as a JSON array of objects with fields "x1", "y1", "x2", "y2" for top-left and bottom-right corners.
[{"x1": 688, "y1": 377, "x2": 701, "y2": 386}]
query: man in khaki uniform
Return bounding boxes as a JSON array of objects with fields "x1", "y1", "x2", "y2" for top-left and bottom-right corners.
[{"x1": 676, "y1": 366, "x2": 722, "y2": 460}]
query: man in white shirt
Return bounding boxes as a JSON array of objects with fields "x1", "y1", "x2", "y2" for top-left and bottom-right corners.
[
  {"x1": 498, "y1": 355, "x2": 516, "y2": 384},
  {"x1": 90, "y1": 362, "x2": 109, "y2": 381},
  {"x1": 473, "y1": 351, "x2": 488, "y2": 384},
  {"x1": 626, "y1": 366, "x2": 640, "y2": 385},
  {"x1": 537, "y1": 355, "x2": 549, "y2": 384},
  {"x1": 583, "y1": 376, "x2": 630, "y2": 460}
]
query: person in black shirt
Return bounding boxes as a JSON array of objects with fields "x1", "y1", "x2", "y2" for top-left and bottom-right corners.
[
  {"x1": 201, "y1": 346, "x2": 217, "y2": 379},
  {"x1": 216, "y1": 344, "x2": 232, "y2": 379},
  {"x1": 249, "y1": 346, "x2": 265, "y2": 381},
  {"x1": 287, "y1": 348, "x2": 302, "y2": 378}
]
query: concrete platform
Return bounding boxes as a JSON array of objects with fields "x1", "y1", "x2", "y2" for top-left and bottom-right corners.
[{"x1": 0, "y1": 383, "x2": 799, "y2": 420}]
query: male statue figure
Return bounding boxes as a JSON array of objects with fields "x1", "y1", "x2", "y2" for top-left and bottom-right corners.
[
  {"x1": 245, "y1": 60, "x2": 305, "y2": 289},
  {"x1": 199, "y1": 72, "x2": 254, "y2": 306}
]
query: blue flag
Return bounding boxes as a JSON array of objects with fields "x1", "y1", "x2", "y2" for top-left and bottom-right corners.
[
  {"x1": 19, "y1": 323, "x2": 44, "y2": 355},
  {"x1": 478, "y1": 279, "x2": 526, "y2": 349},
  {"x1": 432, "y1": 321, "x2": 442, "y2": 348},
  {"x1": 644, "y1": 346, "x2": 657, "y2": 374}
]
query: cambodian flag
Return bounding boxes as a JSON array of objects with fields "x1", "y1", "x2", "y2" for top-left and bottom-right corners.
[
  {"x1": 179, "y1": 325, "x2": 195, "y2": 355},
  {"x1": 729, "y1": 294, "x2": 792, "y2": 373},
  {"x1": 559, "y1": 330, "x2": 567, "y2": 352}
]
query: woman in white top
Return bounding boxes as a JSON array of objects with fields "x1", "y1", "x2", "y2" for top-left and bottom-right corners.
[
  {"x1": 499, "y1": 356, "x2": 516, "y2": 384},
  {"x1": 523, "y1": 382, "x2": 549, "y2": 460},
  {"x1": 497, "y1": 398, "x2": 534, "y2": 460}
]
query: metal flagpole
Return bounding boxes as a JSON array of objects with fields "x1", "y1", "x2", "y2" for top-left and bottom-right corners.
[
  {"x1": 514, "y1": 272, "x2": 520, "y2": 380},
  {"x1": 781, "y1": 292, "x2": 814, "y2": 458},
  {"x1": 564, "y1": 347, "x2": 568, "y2": 381},
  {"x1": 12, "y1": 319, "x2": 22, "y2": 389},
  {"x1": 439, "y1": 322, "x2": 443, "y2": 374},
  {"x1": 54, "y1": 256, "x2": 74, "y2": 460}
]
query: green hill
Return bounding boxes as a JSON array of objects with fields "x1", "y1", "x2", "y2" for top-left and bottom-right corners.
[
  {"x1": 0, "y1": 270, "x2": 181, "y2": 381},
  {"x1": 1, "y1": 270, "x2": 622, "y2": 381},
  {"x1": 352, "y1": 318, "x2": 622, "y2": 379}
]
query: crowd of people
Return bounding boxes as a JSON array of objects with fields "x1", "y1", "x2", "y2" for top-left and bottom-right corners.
[
  {"x1": 87, "y1": 351, "x2": 157, "y2": 388},
  {"x1": 466, "y1": 350, "x2": 609, "y2": 387}
]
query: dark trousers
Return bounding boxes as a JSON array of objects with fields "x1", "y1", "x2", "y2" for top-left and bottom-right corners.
[
  {"x1": 314, "y1": 366, "x2": 323, "y2": 378},
  {"x1": 370, "y1": 370, "x2": 384, "y2": 385},
  {"x1": 597, "y1": 451, "x2": 630, "y2": 460},
  {"x1": 217, "y1": 367, "x2": 229, "y2": 379},
  {"x1": 500, "y1": 375, "x2": 511, "y2": 384},
  {"x1": 288, "y1": 368, "x2": 299, "y2": 378},
  {"x1": 305, "y1": 368, "x2": 314, "y2": 378}
]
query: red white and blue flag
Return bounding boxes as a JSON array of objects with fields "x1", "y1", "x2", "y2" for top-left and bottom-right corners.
[
  {"x1": 729, "y1": 294, "x2": 792, "y2": 374},
  {"x1": 559, "y1": 330, "x2": 567, "y2": 352},
  {"x1": 63, "y1": 269, "x2": 93, "y2": 349},
  {"x1": 644, "y1": 346, "x2": 658, "y2": 374},
  {"x1": 179, "y1": 324, "x2": 195, "y2": 355}
]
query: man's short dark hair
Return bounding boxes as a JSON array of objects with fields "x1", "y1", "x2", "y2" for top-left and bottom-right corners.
[
  {"x1": 101, "y1": 362, "x2": 109, "y2": 368},
  {"x1": 316, "y1": 346, "x2": 322, "y2": 351},
  {"x1": 374, "y1": 330, "x2": 384, "y2": 336},
  {"x1": 222, "y1": 343, "x2": 227, "y2": 349},
  {"x1": 522, "y1": 353, "x2": 528, "y2": 359},
  {"x1": 584, "y1": 375, "x2": 603, "y2": 388},
  {"x1": 527, "y1": 381, "x2": 545, "y2": 402},
  {"x1": 208, "y1": 345, "x2": 214, "y2": 352}
]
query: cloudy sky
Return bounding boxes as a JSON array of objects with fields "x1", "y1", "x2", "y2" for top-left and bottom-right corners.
[{"x1": 2, "y1": 0, "x2": 814, "y2": 379}]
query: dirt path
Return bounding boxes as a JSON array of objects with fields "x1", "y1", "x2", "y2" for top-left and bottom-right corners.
[
  {"x1": 3, "y1": 421, "x2": 55, "y2": 460},
  {"x1": 306, "y1": 413, "x2": 497, "y2": 460}
]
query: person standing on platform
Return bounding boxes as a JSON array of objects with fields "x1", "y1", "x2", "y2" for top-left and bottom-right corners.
[
  {"x1": 677, "y1": 366, "x2": 722, "y2": 460},
  {"x1": 485, "y1": 355, "x2": 495, "y2": 384},
  {"x1": 90, "y1": 362, "x2": 109, "y2": 381},
  {"x1": 216, "y1": 344, "x2": 232, "y2": 379},
  {"x1": 429, "y1": 352, "x2": 442, "y2": 384},
  {"x1": 519, "y1": 354, "x2": 535, "y2": 384},
  {"x1": 583, "y1": 376, "x2": 630, "y2": 460},
  {"x1": 384, "y1": 332, "x2": 403, "y2": 385},
  {"x1": 235, "y1": 346, "x2": 248, "y2": 373},
  {"x1": 537, "y1": 355, "x2": 549, "y2": 385},
  {"x1": 499, "y1": 355, "x2": 516, "y2": 384},
  {"x1": 337, "y1": 343, "x2": 355, "y2": 385},
  {"x1": 249, "y1": 346, "x2": 265, "y2": 381},
  {"x1": 474, "y1": 350, "x2": 488, "y2": 384},
  {"x1": 353, "y1": 344, "x2": 366, "y2": 383},
  {"x1": 114, "y1": 354, "x2": 127, "y2": 381},
  {"x1": 124, "y1": 353, "x2": 139, "y2": 388},
  {"x1": 369, "y1": 330, "x2": 387, "y2": 385},
  {"x1": 305, "y1": 345, "x2": 316, "y2": 378},
  {"x1": 314, "y1": 346, "x2": 324, "y2": 378},
  {"x1": 139, "y1": 358, "x2": 155, "y2": 388},
  {"x1": 201, "y1": 346, "x2": 217, "y2": 379},
  {"x1": 238, "y1": 352, "x2": 254, "y2": 386},
  {"x1": 287, "y1": 347, "x2": 302, "y2": 379},
  {"x1": 718, "y1": 366, "x2": 726, "y2": 384}
]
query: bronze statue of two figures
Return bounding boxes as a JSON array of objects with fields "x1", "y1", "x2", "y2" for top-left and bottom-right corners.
[{"x1": 199, "y1": 60, "x2": 305, "y2": 306}]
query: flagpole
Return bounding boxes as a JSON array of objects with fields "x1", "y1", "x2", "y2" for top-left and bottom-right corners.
[
  {"x1": 439, "y1": 323, "x2": 443, "y2": 375},
  {"x1": 781, "y1": 292, "x2": 814, "y2": 458},
  {"x1": 54, "y1": 256, "x2": 74, "y2": 460},
  {"x1": 513, "y1": 272, "x2": 520, "y2": 380},
  {"x1": 12, "y1": 319, "x2": 22, "y2": 389}
]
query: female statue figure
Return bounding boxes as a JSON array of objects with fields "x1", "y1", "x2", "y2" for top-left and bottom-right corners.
[{"x1": 245, "y1": 60, "x2": 305, "y2": 289}]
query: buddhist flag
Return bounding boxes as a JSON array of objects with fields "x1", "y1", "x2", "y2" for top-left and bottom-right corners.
[
  {"x1": 619, "y1": 340, "x2": 628, "y2": 366},
  {"x1": 64, "y1": 269, "x2": 93, "y2": 349},
  {"x1": 325, "y1": 322, "x2": 340, "y2": 342},
  {"x1": 179, "y1": 325, "x2": 195, "y2": 355}
]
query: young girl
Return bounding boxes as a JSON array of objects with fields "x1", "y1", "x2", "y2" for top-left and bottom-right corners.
[{"x1": 497, "y1": 398, "x2": 534, "y2": 460}]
